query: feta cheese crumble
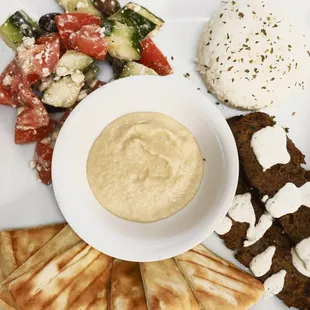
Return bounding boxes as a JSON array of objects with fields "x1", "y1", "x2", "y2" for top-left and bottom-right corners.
[
  {"x1": 71, "y1": 70, "x2": 85, "y2": 85},
  {"x1": 3, "y1": 74, "x2": 12, "y2": 86}
]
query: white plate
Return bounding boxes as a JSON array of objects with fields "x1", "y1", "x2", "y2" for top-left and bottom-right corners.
[
  {"x1": 0, "y1": 0, "x2": 310, "y2": 308},
  {"x1": 52, "y1": 75, "x2": 239, "y2": 262}
]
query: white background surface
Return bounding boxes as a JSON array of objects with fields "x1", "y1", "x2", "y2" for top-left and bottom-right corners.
[{"x1": 1, "y1": 0, "x2": 310, "y2": 309}]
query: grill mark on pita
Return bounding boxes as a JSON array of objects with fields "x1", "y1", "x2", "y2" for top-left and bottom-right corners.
[
  {"x1": 195, "y1": 287, "x2": 238, "y2": 306},
  {"x1": 179, "y1": 258, "x2": 252, "y2": 288},
  {"x1": 191, "y1": 249, "x2": 240, "y2": 272},
  {"x1": 106, "y1": 259, "x2": 113, "y2": 310},
  {"x1": 10, "y1": 232, "x2": 18, "y2": 268},
  {"x1": 193, "y1": 273, "x2": 253, "y2": 298},
  {"x1": 13, "y1": 243, "x2": 89, "y2": 305},
  {"x1": 38, "y1": 251, "x2": 102, "y2": 309},
  {"x1": 56, "y1": 244, "x2": 89, "y2": 271},
  {"x1": 13, "y1": 254, "x2": 56, "y2": 298},
  {"x1": 84, "y1": 278, "x2": 108, "y2": 309},
  {"x1": 151, "y1": 290, "x2": 182, "y2": 309},
  {"x1": 190, "y1": 249, "x2": 255, "y2": 282},
  {"x1": 52, "y1": 245, "x2": 91, "y2": 277},
  {"x1": 74, "y1": 258, "x2": 109, "y2": 308},
  {"x1": 111, "y1": 261, "x2": 147, "y2": 310},
  {"x1": 86, "y1": 260, "x2": 112, "y2": 309},
  {"x1": 37, "y1": 243, "x2": 88, "y2": 280},
  {"x1": 67, "y1": 254, "x2": 112, "y2": 309}
]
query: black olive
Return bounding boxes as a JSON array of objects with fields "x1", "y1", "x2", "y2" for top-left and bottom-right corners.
[
  {"x1": 10, "y1": 11, "x2": 42, "y2": 38},
  {"x1": 93, "y1": 0, "x2": 121, "y2": 17},
  {"x1": 39, "y1": 13, "x2": 60, "y2": 33},
  {"x1": 112, "y1": 58, "x2": 127, "y2": 79},
  {"x1": 44, "y1": 104, "x2": 66, "y2": 114}
]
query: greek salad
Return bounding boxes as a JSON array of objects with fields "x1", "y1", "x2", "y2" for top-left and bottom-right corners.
[{"x1": 0, "y1": 0, "x2": 172, "y2": 185}]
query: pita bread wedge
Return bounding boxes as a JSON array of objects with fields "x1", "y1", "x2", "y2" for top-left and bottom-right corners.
[
  {"x1": 5, "y1": 242, "x2": 113, "y2": 310},
  {"x1": 111, "y1": 260, "x2": 147, "y2": 310},
  {"x1": 174, "y1": 244, "x2": 264, "y2": 310},
  {"x1": 0, "y1": 299, "x2": 15, "y2": 310},
  {"x1": 0, "y1": 225, "x2": 81, "y2": 308},
  {"x1": 0, "y1": 223, "x2": 65, "y2": 283},
  {"x1": 140, "y1": 259, "x2": 201, "y2": 310}
]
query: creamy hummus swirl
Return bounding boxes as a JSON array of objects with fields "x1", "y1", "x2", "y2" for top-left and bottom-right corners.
[{"x1": 87, "y1": 112, "x2": 204, "y2": 222}]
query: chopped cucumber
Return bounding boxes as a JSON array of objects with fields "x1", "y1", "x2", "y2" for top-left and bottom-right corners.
[
  {"x1": 84, "y1": 63, "x2": 99, "y2": 87},
  {"x1": 104, "y1": 20, "x2": 141, "y2": 61},
  {"x1": 127, "y1": 3, "x2": 164, "y2": 31},
  {"x1": 42, "y1": 77, "x2": 82, "y2": 108},
  {"x1": 109, "y1": 7, "x2": 156, "y2": 39},
  {"x1": 56, "y1": 51, "x2": 93, "y2": 76},
  {"x1": 57, "y1": 0, "x2": 103, "y2": 19},
  {"x1": 120, "y1": 61, "x2": 157, "y2": 78},
  {"x1": 0, "y1": 10, "x2": 42, "y2": 50}
]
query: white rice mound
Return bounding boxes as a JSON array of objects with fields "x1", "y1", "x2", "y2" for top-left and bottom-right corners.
[{"x1": 198, "y1": 0, "x2": 310, "y2": 110}]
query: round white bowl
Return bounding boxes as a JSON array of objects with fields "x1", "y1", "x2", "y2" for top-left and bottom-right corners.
[{"x1": 52, "y1": 75, "x2": 239, "y2": 262}]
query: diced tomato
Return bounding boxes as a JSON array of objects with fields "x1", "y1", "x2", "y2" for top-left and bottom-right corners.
[
  {"x1": 16, "y1": 108, "x2": 49, "y2": 129},
  {"x1": 0, "y1": 86, "x2": 18, "y2": 107},
  {"x1": 0, "y1": 60, "x2": 26, "y2": 108},
  {"x1": 17, "y1": 40, "x2": 60, "y2": 85},
  {"x1": 36, "y1": 33, "x2": 66, "y2": 56},
  {"x1": 36, "y1": 33, "x2": 60, "y2": 45},
  {"x1": 18, "y1": 86, "x2": 49, "y2": 128},
  {"x1": 16, "y1": 86, "x2": 49, "y2": 136},
  {"x1": 18, "y1": 86, "x2": 46, "y2": 110},
  {"x1": 34, "y1": 139, "x2": 54, "y2": 184},
  {"x1": 55, "y1": 13, "x2": 101, "y2": 49},
  {"x1": 15, "y1": 119, "x2": 56, "y2": 144},
  {"x1": 30, "y1": 106, "x2": 75, "y2": 183},
  {"x1": 0, "y1": 60, "x2": 25, "y2": 94},
  {"x1": 69, "y1": 25, "x2": 108, "y2": 60},
  {"x1": 138, "y1": 38, "x2": 173, "y2": 76},
  {"x1": 31, "y1": 109, "x2": 73, "y2": 183}
]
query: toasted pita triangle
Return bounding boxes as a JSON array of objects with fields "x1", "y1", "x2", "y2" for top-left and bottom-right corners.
[
  {"x1": 0, "y1": 225, "x2": 81, "y2": 308},
  {"x1": 6, "y1": 242, "x2": 113, "y2": 310},
  {"x1": 140, "y1": 258, "x2": 200, "y2": 310},
  {"x1": 110, "y1": 260, "x2": 147, "y2": 310},
  {"x1": 174, "y1": 244, "x2": 264, "y2": 310},
  {"x1": 0, "y1": 223, "x2": 65, "y2": 283},
  {"x1": 0, "y1": 299, "x2": 15, "y2": 310}
]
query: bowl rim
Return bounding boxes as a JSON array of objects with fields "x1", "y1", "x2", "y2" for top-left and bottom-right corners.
[{"x1": 52, "y1": 75, "x2": 239, "y2": 262}]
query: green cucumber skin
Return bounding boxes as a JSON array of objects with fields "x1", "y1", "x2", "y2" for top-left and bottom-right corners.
[
  {"x1": 56, "y1": 0, "x2": 103, "y2": 19},
  {"x1": 120, "y1": 61, "x2": 157, "y2": 78},
  {"x1": 0, "y1": 10, "x2": 42, "y2": 49},
  {"x1": 103, "y1": 20, "x2": 141, "y2": 61},
  {"x1": 0, "y1": 21, "x2": 22, "y2": 49},
  {"x1": 127, "y1": 3, "x2": 164, "y2": 28},
  {"x1": 84, "y1": 63, "x2": 99, "y2": 87},
  {"x1": 102, "y1": 20, "x2": 114, "y2": 36},
  {"x1": 109, "y1": 7, "x2": 156, "y2": 39},
  {"x1": 130, "y1": 29, "x2": 142, "y2": 57}
]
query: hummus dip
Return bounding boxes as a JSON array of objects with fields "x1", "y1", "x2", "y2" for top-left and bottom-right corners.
[{"x1": 87, "y1": 112, "x2": 204, "y2": 223}]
